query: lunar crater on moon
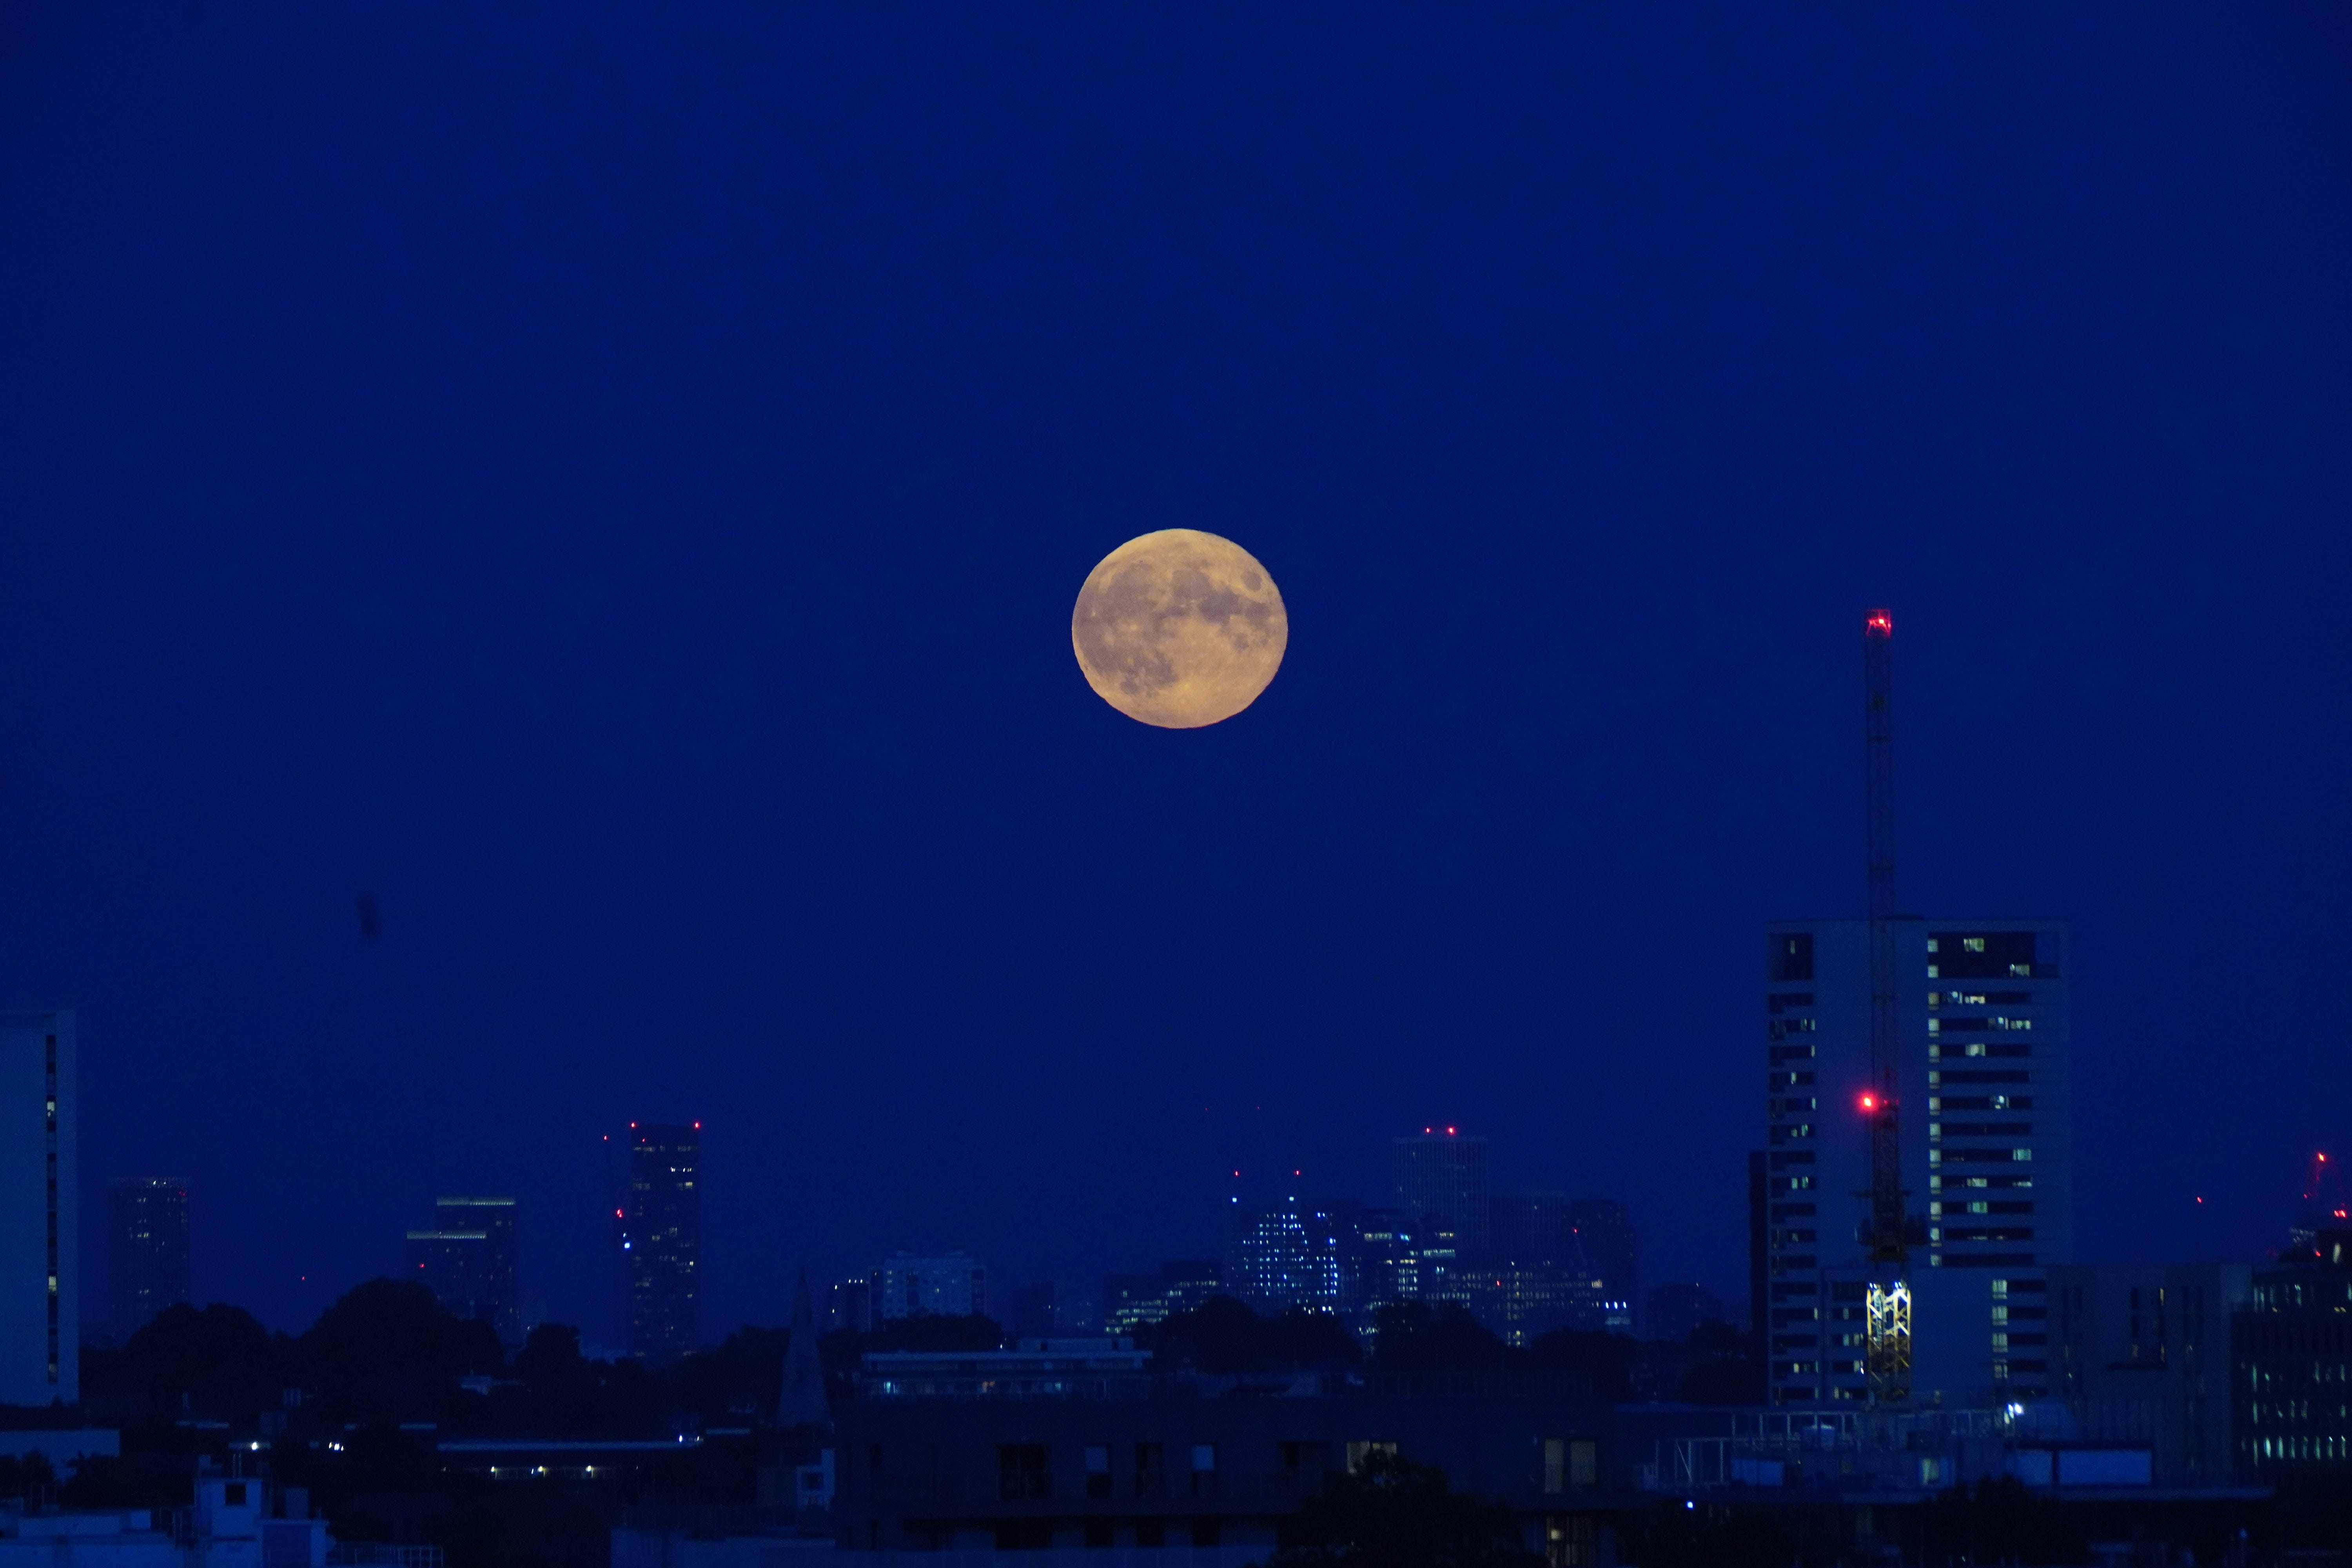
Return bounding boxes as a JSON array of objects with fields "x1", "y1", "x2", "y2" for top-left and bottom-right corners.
[{"x1": 1071, "y1": 529, "x2": 1287, "y2": 728}]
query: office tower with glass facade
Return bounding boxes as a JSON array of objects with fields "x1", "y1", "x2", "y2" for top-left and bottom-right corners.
[
  {"x1": 0, "y1": 1012, "x2": 76, "y2": 1406},
  {"x1": 1392, "y1": 1130, "x2": 1488, "y2": 1305},
  {"x1": 1392, "y1": 1131, "x2": 1490, "y2": 1252},
  {"x1": 1762, "y1": 920, "x2": 2072, "y2": 1407},
  {"x1": 107, "y1": 1177, "x2": 190, "y2": 1343},
  {"x1": 621, "y1": 1122, "x2": 701, "y2": 1363}
]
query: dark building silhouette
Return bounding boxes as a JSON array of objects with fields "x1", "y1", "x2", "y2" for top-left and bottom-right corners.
[
  {"x1": 777, "y1": 1269, "x2": 831, "y2": 1434},
  {"x1": 404, "y1": 1196, "x2": 519, "y2": 1341},
  {"x1": 621, "y1": 1122, "x2": 701, "y2": 1363},
  {"x1": 827, "y1": 1276, "x2": 873, "y2": 1335},
  {"x1": 1479, "y1": 1193, "x2": 1596, "y2": 1345},
  {"x1": 1566, "y1": 1199, "x2": 1637, "y2": 1335},
  {"x1": 1012, "y1": 1279, "x2": 1103, "y2": 1339},
  {"x1": 107, "y1": 1176, "x2": 189, "y2": 1344},
  {"x1": 1644, "y1": 1283, "x2": 1731, "y2": 1347},
  {"x1": 1491, "y1": 1191, "x2": 1571, "y2": 1268},
  {"x1": 1010, "y1": 1281, "x2": 1056, "y2": 1339}
]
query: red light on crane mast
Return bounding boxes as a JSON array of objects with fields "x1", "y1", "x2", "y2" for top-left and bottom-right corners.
[
  {"x1": 1864, "y1": 610, "x2": 1893, "y2": 639},
  {"x1": 1858, "y1": 1094, "x2": 1877, "y2": 1113}
]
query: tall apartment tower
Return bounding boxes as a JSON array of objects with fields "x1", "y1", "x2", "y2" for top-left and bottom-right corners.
[
  {"x1": 107, "y1": 1178, "x2": 191, "y2": 1343},
  {"x1": 621, "y1": 1123, "x2": 701, "y2": 1363},
  {"x1": 1762, "y1": 920, "x2": 2072, "y2": 1406},
  {"x1": 0, "y1": 1012, "x2": 76, "y2": 1406}
]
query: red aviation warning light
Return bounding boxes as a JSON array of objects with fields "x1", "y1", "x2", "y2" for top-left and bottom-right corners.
[
  {"x1": 1865, "y1": 609, "x2": 1893, "y2": 639},
  {"x1": 1858, "y1": 1094, "x2": 1878, "y2": 1113}
]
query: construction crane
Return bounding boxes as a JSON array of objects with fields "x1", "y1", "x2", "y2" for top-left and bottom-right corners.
[{"x1": 1861, "y1": 608, "x2": 1911, "y2": 1402}]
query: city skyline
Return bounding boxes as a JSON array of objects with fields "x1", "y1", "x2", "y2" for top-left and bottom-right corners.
[{"x1": 2, "y1": 3, "x2": 2345, "y2": 1356}]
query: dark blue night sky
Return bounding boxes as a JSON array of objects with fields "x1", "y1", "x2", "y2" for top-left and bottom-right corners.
[{"x1": 3, "y1": 6, "x2": 2347, "y2": 1338}]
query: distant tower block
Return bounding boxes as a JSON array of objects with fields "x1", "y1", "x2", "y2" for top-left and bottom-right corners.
[
  {"x1": 406, "y1": 1196, "x2": 520, "y2": 1341},
  {"x1": 1391, "y1": 1129, "x2": 1491, "y2": 1252},
  {"x1": 620, "y1": 1123, "x2": 702, "y2": 1364},
  {"x1": 109, "y1": 1177, "x2": 191, "y2": 1343}
]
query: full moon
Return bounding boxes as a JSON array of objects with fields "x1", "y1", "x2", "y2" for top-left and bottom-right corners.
[{"x1": 1071, "y1": 529, "x2": 1288, "y2": 728}]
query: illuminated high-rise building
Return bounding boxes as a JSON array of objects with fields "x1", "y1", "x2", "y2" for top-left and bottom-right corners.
[
  {"x1": 108, "y1": 1177, "x2": 191, "y2": 1343},
  {"x1": 1225, "y1": 1196, "x2": 1346, "y2": 1314},
  {"x1": 1762, "y1": 921, "x2": 2072, "y2": 1406},
  {"x1": 620, "y1": 1122, "x2": 701, "y2": 1364},
  {"x1": 0, "y1": 1012, "x2": 76, "y2": 1406}
]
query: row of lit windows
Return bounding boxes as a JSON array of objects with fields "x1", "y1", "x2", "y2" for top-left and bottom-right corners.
[{"x1": 2245, "y1": 1436, "x2": 2352, "y2": 1461}]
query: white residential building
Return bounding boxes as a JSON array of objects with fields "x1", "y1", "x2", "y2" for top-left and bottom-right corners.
[{"x1": 1762, "y1": 921, "x2": 2072, "y2": 1408}]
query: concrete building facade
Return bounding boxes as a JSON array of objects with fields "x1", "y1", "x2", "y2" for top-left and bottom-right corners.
[{"x1": 2049, "y1": 1261, "x2": 2250, "y2": 1488}]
